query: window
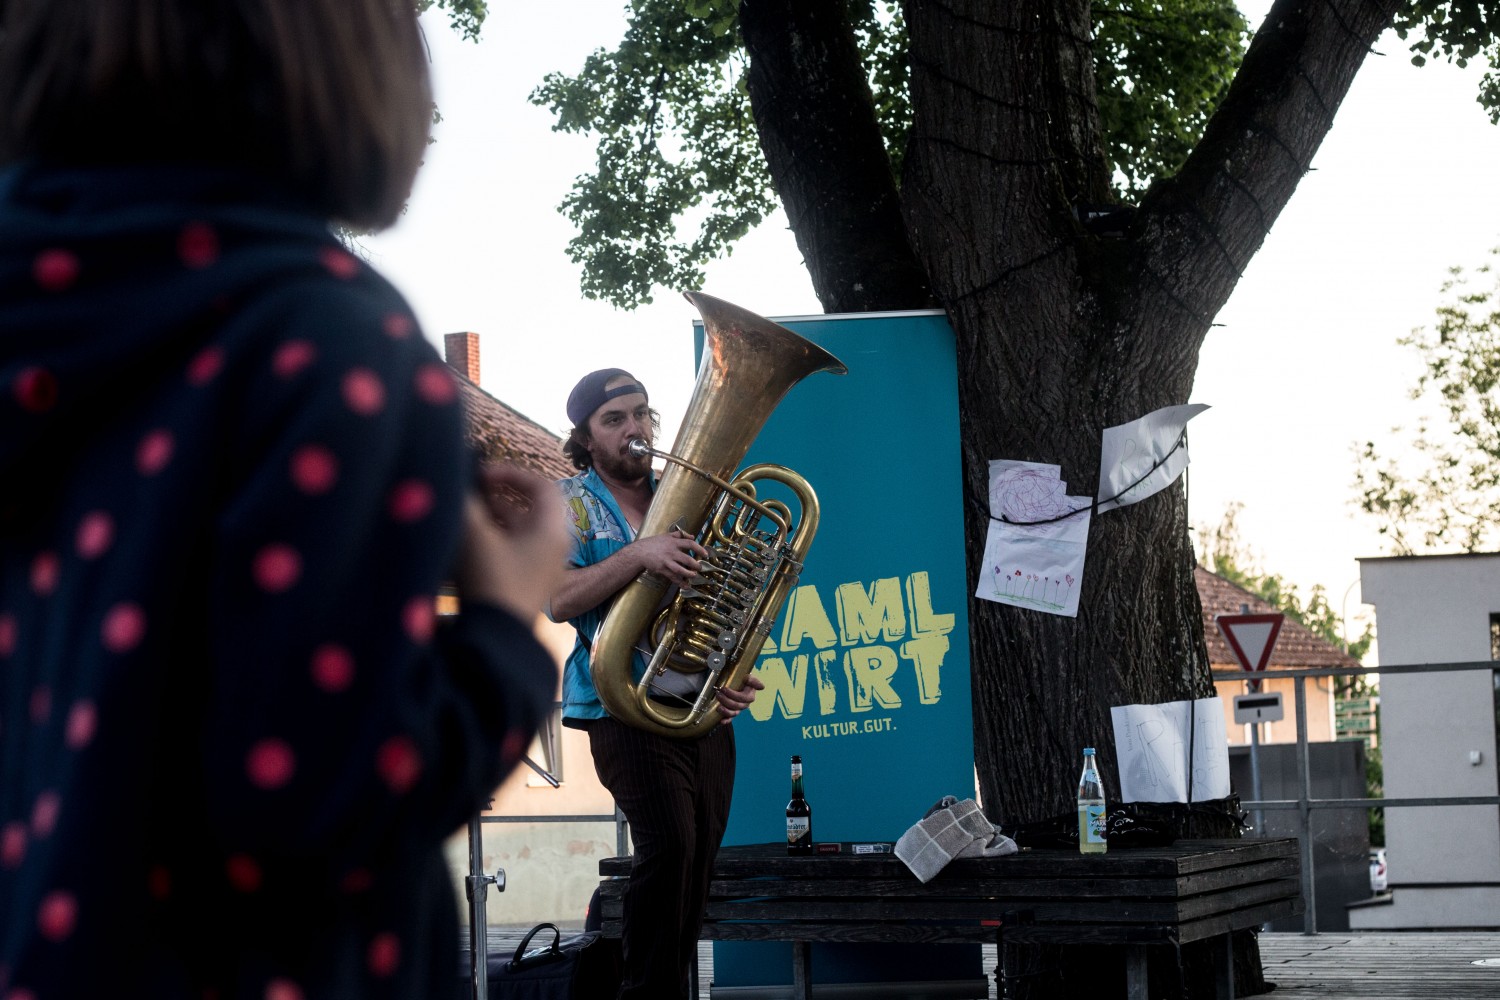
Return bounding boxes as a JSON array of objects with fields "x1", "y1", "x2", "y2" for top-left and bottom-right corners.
[{"x1": 1492, "y1": 614, "x2": 1500, "y2": 742}]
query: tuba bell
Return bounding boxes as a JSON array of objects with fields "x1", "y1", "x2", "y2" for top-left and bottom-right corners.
[{"x1": 589, "y1": 292, "x2": 846, "y2": 739}]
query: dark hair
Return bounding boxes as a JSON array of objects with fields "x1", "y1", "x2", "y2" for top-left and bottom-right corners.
[
  {"x1": 0, "y1": 0, "x2": 432, "y2": 230},
  {"x1": 561, "y1": 409, "x2": 662, "y2": 472},
  {"x1": 563, "y1": 428, "x2": 594, "y2": 472}
]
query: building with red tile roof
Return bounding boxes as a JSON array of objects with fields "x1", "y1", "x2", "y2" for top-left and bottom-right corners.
[
  {"x1": 443, "y1": 332, "x2": 573, "y2": 479},
  {"x1": 1197, "y1": 566, "x2": 1366, "y2": 746}
]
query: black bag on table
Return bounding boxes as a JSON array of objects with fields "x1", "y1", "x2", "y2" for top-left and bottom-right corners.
[{"x1": 486, "y1": 922, "x2": 621, "y2": 1000}]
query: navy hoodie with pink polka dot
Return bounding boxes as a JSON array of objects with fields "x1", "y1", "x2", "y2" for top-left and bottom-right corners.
[{"x1": 0, "y1": 163, "x2": 557, "y2": 999}]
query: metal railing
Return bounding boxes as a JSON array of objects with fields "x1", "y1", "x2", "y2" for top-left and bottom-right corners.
[{"x1": 1211, "y1": 659, "x2": 1500, "y2": 934}]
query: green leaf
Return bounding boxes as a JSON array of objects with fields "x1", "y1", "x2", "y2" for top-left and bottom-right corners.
[
  {"x1": 419, "y1": 0, "x2": 489, "y2": 41},
  {"x1": 1353, "y1": 245, "x2": 1500, "y2": 553}
]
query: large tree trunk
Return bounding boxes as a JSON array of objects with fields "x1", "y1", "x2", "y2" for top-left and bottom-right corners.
[
  {"x1": 743, "y1": 0, "x2": 1401, "y2": 994},
  {"x1": 899, "y1": 0, "x2": 1399, "y2": 820}
]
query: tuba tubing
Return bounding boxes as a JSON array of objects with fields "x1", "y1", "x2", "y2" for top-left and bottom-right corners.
[{"x1": 588, "y1": 292, "x2": 847, "y2": 739}]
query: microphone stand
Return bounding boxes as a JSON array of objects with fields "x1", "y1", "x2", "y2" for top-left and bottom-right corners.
[{"x1": 469, "y1": 754, "x2": 559, "y2": 1000}]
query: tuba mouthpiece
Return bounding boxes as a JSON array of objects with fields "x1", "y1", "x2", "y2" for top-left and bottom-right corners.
[{"x1": 627, "y1": 439, "x2": 653, "y2": 458}]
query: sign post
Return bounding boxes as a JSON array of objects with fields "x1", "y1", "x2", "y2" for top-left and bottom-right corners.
[{"x1": 1215, "y1": 612, "x2": 1284, "y2": 834}]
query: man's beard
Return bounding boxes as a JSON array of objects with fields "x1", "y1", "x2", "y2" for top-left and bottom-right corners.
[{"x1": 593, "y1": 441, "x2": 652, "y2": 482}]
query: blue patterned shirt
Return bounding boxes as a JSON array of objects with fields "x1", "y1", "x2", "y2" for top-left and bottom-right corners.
[{"x1": 555, "y1": 467, "x2": 655, "y2": 720}]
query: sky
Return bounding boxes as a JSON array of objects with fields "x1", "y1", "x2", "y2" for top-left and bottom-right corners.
[{"x1": 365, "y1": 2, "x2": 1500, "y2": 646}]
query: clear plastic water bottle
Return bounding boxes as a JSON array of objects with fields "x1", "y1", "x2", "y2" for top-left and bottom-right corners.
[{"x1": 1077, "y1": 747, "x2": 1107, "y2": 854}]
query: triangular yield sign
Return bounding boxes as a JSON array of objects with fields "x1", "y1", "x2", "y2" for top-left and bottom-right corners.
[{"x1": 1215, "y1": 613, "x2": 1284, "y2": 673}]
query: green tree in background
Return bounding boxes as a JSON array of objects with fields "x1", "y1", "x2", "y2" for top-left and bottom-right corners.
[
  {"x1": 530, "y1": 2, "x2": 1500, "y2": 310},
  {"x1": 1396, "y1": 0, "x2": 1500, "y2": 122},
  {"x1": 530, "y1": 0, "x2": 1250, "y2": 307},
  {"x1": 1355, "y1": 245, "x2": 1500, "y2": 554},
  {"x1": 420, "y1": 0, "x2": 487, "y2": 41}
]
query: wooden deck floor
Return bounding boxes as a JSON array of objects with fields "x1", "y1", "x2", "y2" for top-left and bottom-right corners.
[
  {"x1": 1256, "y1": 932, "x2": 1500, "y2": 999},
  {"x1": 468, "y1": 928, "x2": 1500, "y2": 998}
]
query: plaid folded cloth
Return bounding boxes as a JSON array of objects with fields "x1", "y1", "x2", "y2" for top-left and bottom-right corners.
[{"x1": 895, "y1": 795, "x2": 1018, "y2": 883}]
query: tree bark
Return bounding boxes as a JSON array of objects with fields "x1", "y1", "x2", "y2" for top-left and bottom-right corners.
[
  {"x1": 739, "y1": 0, "x2": 931, "y2": 311},
  {"x1": 744, "y1": 0, "x2": 1402, "y2": 994},
  {"x1": 896, "y1": 0, "x2": 1399, "y2": 819}
]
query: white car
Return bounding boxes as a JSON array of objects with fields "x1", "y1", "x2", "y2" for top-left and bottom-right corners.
[{"x1": 1370, "y1": 848, "x2": 1388, "y2": 893}]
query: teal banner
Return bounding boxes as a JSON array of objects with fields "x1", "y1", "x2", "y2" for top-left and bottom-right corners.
[{"x1": 699, "y1": 309, "x2": 979, "y2": 992}]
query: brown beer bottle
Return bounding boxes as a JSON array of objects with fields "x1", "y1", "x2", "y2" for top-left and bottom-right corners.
[{"x1": 786, "y1": 755, "x2": 812, "y2": 855}]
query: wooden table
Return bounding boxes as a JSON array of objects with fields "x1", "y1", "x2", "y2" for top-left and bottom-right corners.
[{"x1": 597, "y1": 837, "x2": 1302, "y2": 999}]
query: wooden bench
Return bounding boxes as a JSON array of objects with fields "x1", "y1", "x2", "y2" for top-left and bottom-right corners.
[{"x1": 597, "y1": 837, "x2": 1302, "y2": 999}]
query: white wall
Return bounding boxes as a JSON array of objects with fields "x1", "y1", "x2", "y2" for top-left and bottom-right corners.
[{"x1": 1353, "y1": 554, "x2": 1500, "y2": 929}]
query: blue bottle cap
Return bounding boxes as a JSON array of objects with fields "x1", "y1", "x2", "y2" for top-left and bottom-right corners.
[{"x1": 1083, "y1": 747, "x2": 1095, "y2": 754}]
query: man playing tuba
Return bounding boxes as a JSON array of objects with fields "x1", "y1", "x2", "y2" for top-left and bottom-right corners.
[{"x1": 549, "y1": 368, "x2": 763, "y2": 1000}]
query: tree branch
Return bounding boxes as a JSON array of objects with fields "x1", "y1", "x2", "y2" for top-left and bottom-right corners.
[
  {"x1": 739, "y1": 0, "x2": 931, "y2": 311},
  {"x1": 1134, "y1": 0, "x2": 1402, "y2": 335}
]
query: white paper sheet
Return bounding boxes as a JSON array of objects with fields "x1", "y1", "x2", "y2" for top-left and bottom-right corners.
[
  {"x1": 1109, "y1": 697, "x2": 1230, "y2": 803},
  {"x1": 1095, "y1": 404, "x2": 1210, "y2": 513},
  {"x1": 975, "y1": 460, "x2": 1091, "y2": 617}
]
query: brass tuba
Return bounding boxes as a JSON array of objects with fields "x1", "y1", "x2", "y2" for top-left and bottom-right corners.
[{"x1": 589, "y1": 292, "x2": 847, "y2": 739}]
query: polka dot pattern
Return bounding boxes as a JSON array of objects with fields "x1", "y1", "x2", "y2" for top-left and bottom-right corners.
[
  {"x1": 186, "y1": 346, "x2": 225, "y2": 386},
  {"x1": 402, "y1": 598, "x2": 434, "y2": 643},
  {"x1": 12, "y1": 367, "x2": 59, "y2": 413},
  {"x1": 366, "y1": 933, "x2": 400, "y2": 977},
  {"x1": 289, "y1": 445, "x2": 338, "y2": 495},
  {"x1": 375, "y1": 736, "x2": 421, "y2": 795},
  {"x1": 226, "y1": 854, "x2": 263, "y2": 893},
  {"x1": 265, "y1": 979, "x2": 304, "y2": 1000},
  {"x1": 31, "y1": 791, "x2": 60, "y2": 838},
  {"x1": 33, "y1": 249, "x2": 79, "y2": 292},
  {"x1": 0, "y1": 212, "x2": 558, "y2": 996},
  {"x1": 500, "y1": 729, "x2": 527, "y2": 765},
  {"x1": 29, "y1": 552, "x2": 59, "y2": 596},
  {"x1": 414, "y1": 363, "x2": 457, "y2": 406},
  {"x1": 253, "y1": 544, "x2": 301, "y2": 593},
  {"x1": 28, "y1": 687, "x2": 50, "y2": 726},
  {"x1": 1, "y1": 822, "x2": 26, "y2": 868},
  {"x1": 382, "y1": 313, "x2": 413, "y2": 339},
  {"x1": 101, "y1": 603, "x2": 147, "y2": 654},
  {"x1": 36, "y1": 891, "x2": 78, "y2": 942},
  {"x1": 64, "y1": 701, "x2": 97, "y2": 750},
  {"x1": 387, "y1": 480, "x2": 433, "y2": 523},
  {"x1": 341, "y1": 368, "x2": 385, "y2": 416},
  {"x1": 272, "y1": 340, "x2": 316, "y2": 380},
  {"x1": 319, "y1": 247, "x2": 359, "y2": 279},
  {"x1": 136, "y1": 429, "x2": 175, "y2": 475},
  {"x1": 310, "y1": 644, "x2": 355, "y2": 693},
  {"x1": 75, "y1": 511, "x2": 114, "y2": 559},
  {"x1": 178, "y1": 222, "x2": 220, "y2": 269},
  {"x1": 246, "y1": 739, "x2": 296, "y2": 790}
]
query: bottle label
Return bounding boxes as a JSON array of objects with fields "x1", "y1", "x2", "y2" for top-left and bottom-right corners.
[
  {"x1": 1080, "y1": 804, "x2": 1106, "y2": 844},
  {"x1": 787, "y1": 817, "x2": 810, "y2": 844}
]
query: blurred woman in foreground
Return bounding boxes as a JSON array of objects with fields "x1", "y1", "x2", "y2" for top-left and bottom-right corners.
[{"x1": 0, "y1": 2, "x2": 567, "y2": 997}]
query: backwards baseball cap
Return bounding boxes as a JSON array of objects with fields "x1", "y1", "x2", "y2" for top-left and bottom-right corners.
[{"x1": 566, "y1": 368, "x2": 649, "y2": 427}]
